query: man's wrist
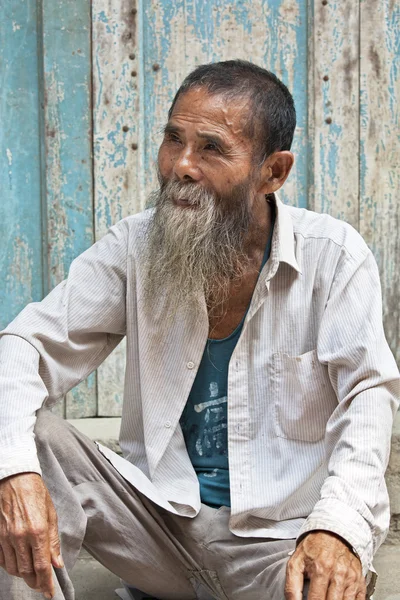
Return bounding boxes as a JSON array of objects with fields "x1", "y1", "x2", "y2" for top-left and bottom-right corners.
[
  {"x1": 296, "y1": 500, "x2": 373, "y2": 575},
  {"x1": 297, "y1": 529, "x2": 361, "y2": 562}
]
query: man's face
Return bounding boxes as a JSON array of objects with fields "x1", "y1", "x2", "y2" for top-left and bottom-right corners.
[
  {"x1": 157, "y1": 87, "x2": 261, "y2": 205},
  {"x1": 144, "y1": 87, "x2": 268, "y2": 321}
]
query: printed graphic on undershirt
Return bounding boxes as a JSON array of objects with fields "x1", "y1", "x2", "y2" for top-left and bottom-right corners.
[
  {"x1": 194, "y1": 382, "x2": 228, "y2": 460},
  {"x1": 180, "y1": 335, "x2": 235, "y2": 508},
  {"x1": 180, "y1": 366, "x2": 231, "y2": 507}
]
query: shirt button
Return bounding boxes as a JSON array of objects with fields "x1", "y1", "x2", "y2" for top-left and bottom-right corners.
[
  {"x1": 186, "y1": 361, "x2": 195, "y2": 370},
  {"x1": 164, "y1": 421, "x2": 171, "y2": 428}
]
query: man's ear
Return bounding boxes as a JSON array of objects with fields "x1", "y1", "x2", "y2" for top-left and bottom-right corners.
[{"x1": 257, "y1": 151, "x2": 295, "y2": 195}]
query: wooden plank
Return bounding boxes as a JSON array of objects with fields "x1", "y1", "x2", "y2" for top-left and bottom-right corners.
[
  {"x1": 0, "y1": 1, "x2": 44, "y2": 330},
  {"x1": 359, "y1": 0, "x2": 400, "y2": 364},
  {"x1": 142, "y1": 0, "x2": 309, "y2": 208},
  {"x1": 92, "y1": 0, "x2": 141, "y2": 237},
  {"x1": 92, "y1": 0, "x2": 139, "y2": 416},
  {"x1": 40, "y1": 0, "x2": 96, "y2": 418},
  {"x1": 308, "y1": 0, "x2": 360, "y2": 227}
]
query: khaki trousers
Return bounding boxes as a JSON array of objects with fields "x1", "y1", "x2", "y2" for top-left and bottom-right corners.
[{"x1": 0, "y1": 409, "x2": 304, "y2": 600}]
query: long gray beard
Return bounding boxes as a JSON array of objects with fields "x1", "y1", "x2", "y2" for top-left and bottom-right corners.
[{"x1": 143, "y1": 179, "x2": 256, "y2": 322}]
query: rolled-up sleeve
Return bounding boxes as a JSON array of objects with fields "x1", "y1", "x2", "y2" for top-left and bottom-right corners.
[
  {"x1": 297, "y1": 248, "x2": 400, "y2": 574},
  {"x1": 0, "y1": 219, "x2": 129, "y2": 480}
]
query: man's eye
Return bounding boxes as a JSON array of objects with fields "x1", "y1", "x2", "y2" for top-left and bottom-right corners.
[
  {"x1": 166, "y1": 133, "x2": 181, "y2": 143},
  {"x1": 204, "y1": 142, "x2": 219, "y2": 152}
]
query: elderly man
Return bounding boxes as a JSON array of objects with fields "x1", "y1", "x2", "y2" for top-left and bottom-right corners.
[{"x1": 0, "y1": 60, "x2": 398, "y2": 600}]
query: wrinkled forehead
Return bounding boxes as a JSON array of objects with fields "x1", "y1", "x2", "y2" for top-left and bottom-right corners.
[{"x1": 168, "y1": 87, "x2": 253, "y2": 140}]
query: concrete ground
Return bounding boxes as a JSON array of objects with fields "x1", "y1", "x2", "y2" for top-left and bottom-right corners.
[
  {"x1": 71, "y1": 545, "x2": 400, "y2": 600},
  {"x1": 71, "y1": 549, "x2": 121, "y2": 600}
]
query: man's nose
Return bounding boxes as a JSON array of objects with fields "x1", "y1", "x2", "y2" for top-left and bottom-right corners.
[{"x1": 173, "y1": 148, "x2": 202, "y2": 182}]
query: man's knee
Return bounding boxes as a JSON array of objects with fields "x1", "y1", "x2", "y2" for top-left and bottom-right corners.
[{"x1": 34, "y1": 407, "x2": 66, "y2": 449}]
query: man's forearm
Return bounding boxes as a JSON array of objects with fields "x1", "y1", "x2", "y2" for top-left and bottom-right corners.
[
  {"x1": 297, "y1": 380, "x2": 398, "y2": 574},
  {"x1": 0, "y1": 335, "x2": 47, "y2": 480}
]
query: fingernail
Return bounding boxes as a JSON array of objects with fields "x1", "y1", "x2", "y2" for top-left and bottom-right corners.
[
  {"x1": 57, "y1": 554, "x2": 65, "y2": 568},
  {"x1": 44, "y1": 594, "x2": 52, "y2": 600}
]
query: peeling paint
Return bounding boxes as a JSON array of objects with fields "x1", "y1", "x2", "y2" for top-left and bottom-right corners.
[
  {"x1": 41, "y1": 0, "x2": 96, "y2": 418},
  {"x1": 359, "y1": 0, "x2": 400, "y2": 363},
  {"x1": 3, "y1": 232, "x2": 34, "y2": 311},
  {"x1": 310, "y1": 0, "x2": 360, "y2": 227},
  {"x1": 6, "y1": 148, "x2": 13, "y2": 189},
  {"x1": 1, "y1": 1, "x2": 44, "y2": 330},
  {"x1": 92, "y1": 0, "x2": 139, "y2": 415},
  {"x1": 93, "y1": 0, "x2": 139, "y2": 242}
]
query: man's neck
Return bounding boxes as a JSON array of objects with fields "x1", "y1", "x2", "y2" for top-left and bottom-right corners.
[
  {"x1": 207, "y1": 196, "x2": 274, "y2": 338},
  {"x1": 243, "y1": 195, "x2": 273, "y2": 264}
]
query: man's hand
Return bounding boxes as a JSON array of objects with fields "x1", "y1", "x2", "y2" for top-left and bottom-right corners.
[
  {"x1": 0, "y1": 472, "x2": 64, "y2": 599},
  {"x1": 285, "y1": 531, "x2": 366, "y2": 600}
]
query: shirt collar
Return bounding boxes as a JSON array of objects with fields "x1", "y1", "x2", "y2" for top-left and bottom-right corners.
[{"x1": 270, "y1": 193, "x2": 302, "y2": 275}]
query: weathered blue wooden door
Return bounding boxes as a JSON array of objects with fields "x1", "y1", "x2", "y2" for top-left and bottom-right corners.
[
  {"x1": 1, "y1": 0, "x2": 95, "y2": 418},
  {"x1": 1, "y1": 0, "x2": 399, "y2": 419}
]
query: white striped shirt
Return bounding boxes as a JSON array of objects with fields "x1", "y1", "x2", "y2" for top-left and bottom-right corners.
[{"x1": 0, "y1": 195, "x2": 398, "y2": 575}]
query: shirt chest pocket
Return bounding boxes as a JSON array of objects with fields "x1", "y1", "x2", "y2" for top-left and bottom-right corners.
[{"x1": 273, "y1": 350, "x2": 338, "y2": 442}]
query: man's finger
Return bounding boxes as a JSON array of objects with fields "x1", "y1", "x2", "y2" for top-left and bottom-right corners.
[
  {"x1": 326, "y1": 579, "x2": 347, "y2": 600},
  {"x1": 48, "y1": 503, "x2": 63, "y2": 569},
  {"x1": 326, "y1": 564, "x2": 349, "y2": 600},
  {"x1": 51, "y1": 551, "x2": 64, "y2": 570},
  {"x1": 32, "y1": 538, "x2": 54, "y2": 600},
  {"x1": 1, "y1": 539, "x2": 20, "y2": 578},
  {"x1": 14, "y1": 543, "x2": 37, "y2": 590},
  {"x1": 0, "y1": 544, "x2": 5, "y2": 567},
  {"x1": 343, "y1": 582, "x2": 360, "y2": 600},
  {"x1": 354, "y1": 581, "x2": 367, "y2": 600},
  {"x1": 285, "y1": 559, "x2": 305, "y2": 600},
  {"x1": 307, "y1": 573, "x2": 330, "y2": 600}
]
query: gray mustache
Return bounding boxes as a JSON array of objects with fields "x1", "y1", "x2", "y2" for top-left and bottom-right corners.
[{"x1": 162, "y1": 181, "x2": 215, "y2": 205}]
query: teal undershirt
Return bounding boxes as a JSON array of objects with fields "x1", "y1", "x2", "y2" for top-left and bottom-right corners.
[{"x1": 180, "y1": 214, "x2": 275, "y2": 508}]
